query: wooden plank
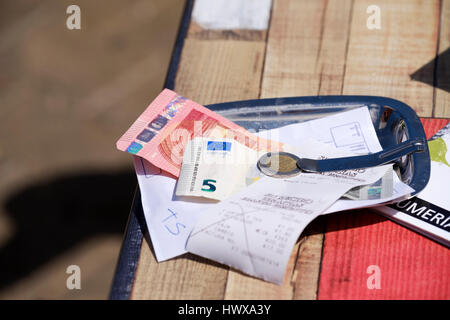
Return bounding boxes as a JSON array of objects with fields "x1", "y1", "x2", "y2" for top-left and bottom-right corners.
[
  {"x1": 434, "y1": 0, "x2": 450, "y2": 118},
  {"x1": 342, "y1": 0, "x2": 440, "y2": 117},
  {"x1": 292, "y1": 217, "x2": 327, "y2": 300},
  {"x1": 261, "y1": 0, "x2": 353, "y2": 98},
  {"x1": 319, "y1": 208, "x2": 450, "y2": 299},
  {"x1": 317, "y1": 0, "x2": 448, "y2": 300},
  {"x1": 131, "y1": 240, "x2": 229, "y2": 299},
  {"x1": 318, "y1": 119, "x2": 450, "y2": 300},
  {"x1": 223, "y1": 0, "x2": 353, "y2": 300},
  {"x1": 174, "y1": 39, "x2": 266, "y2": 104},
  {"x1": 291, "y1": 0, "x2": 352, "y2": 299},
  {"x1": 421, "y1": 118, "x2": 450, "y2": 138},
  {"x1": 131, "y1": 39, "x2": 266, "y2": 299},
  {"x1": 131, "y1": 0, "x2": 447, "y2": 300},
  {"x1": 262, "y1": 0, "x2": 325, "y2": 98},
  {"x1": 314, "y1": 0, "x2": 354, "y2": 95}
]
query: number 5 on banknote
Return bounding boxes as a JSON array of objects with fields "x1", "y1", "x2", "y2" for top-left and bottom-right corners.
[{"x1": 201, "y1": 179, "x2": 217, "y2": 192}]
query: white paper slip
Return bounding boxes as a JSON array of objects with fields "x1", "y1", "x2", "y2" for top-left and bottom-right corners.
[
  {"x1": 133, "y1": 156, "x2": 216, "y2": 261},
  {"x1": 270, "y1": 106, "x2": 383, "y2": 154},
  {"x1": 258, "y1": 106, "x2": 414, "y2": 213},
  {"x1": 192, "y1": 0, "x2": 272, "y2": 30},
  {"x1": 186, "y1": 140, "x2": 393, "y2": 284}
]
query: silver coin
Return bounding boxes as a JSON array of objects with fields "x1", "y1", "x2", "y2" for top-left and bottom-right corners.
[{"x1": 257, "y1": 152, "x2": 302, "y2": 178}]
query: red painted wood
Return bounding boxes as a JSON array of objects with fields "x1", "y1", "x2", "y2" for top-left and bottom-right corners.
[
  {"x1": 420, "y1": 118, "x2": 449, "y2": 139},
  {"x1": 318, "y1": 118, "x2": 450, "y2": 300}
]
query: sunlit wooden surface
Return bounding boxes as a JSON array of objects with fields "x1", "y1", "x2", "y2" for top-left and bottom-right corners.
[{"x1": 131, "y1": 0, "x2": 449, "y2": 299}]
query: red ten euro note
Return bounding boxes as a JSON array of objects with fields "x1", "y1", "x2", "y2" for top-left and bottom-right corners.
[{"x1": 116, "y1": 89, "x2": 283, "y2": 177}]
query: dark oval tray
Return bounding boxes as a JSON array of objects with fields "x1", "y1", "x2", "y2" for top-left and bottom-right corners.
[{"x1": 207, "y1": 95, "x2": 430, "y2": 196}]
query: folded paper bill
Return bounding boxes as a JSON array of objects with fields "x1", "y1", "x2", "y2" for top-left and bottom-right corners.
[
  {"x1": 186, "y1": 139, "x2": 394, "y2": 284},
  {"x1": 117, "y1": 89, "x2": 285, "y2": 177},
  {"x1": 343, "y1": 166, "x2": 393, "y2": 200},
  {"x1": 324, "y1": 171, "x2": 413, "y2": 214},
  {"x1": 176, "y1": 137, "x2": 263, "y2": 201},
  {"x1": 176, "y1": 137, "x2": 298, "y2": 201}
]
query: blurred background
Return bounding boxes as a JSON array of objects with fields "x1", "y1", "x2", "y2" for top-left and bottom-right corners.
[{"x1": 0, "y1": 0, "x2": 184, "y2": 299}]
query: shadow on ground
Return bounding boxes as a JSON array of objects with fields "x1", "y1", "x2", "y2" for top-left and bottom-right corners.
[
  {"x1": 0, "y1": 167, "x2": 389, "y2": 293},
  {"x1": 410, "y1": 47, "x2": 450, "y2": 93},
  {"x1": 0, "y1": 169, "x2": 136, "y2": 291}
]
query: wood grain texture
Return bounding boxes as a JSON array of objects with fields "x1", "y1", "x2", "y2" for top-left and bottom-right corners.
[
  {"x1": 131, "y1": 239, "x2": 229, "y2": 299},
  {"x1": 434, "y1": 0, "x2": 450, "y2": 118},
  {"x1": 174, "y1": 39, "x2": 266, "y2": 104},
  {"x1": 342, "y1": 0, "x2": 440, "y2": 117},
  {"x1": 261, "y1": 0, "x2": 353, "y2": 98},
  {"x1": 317, "y1": 1, "x2": 448, "y2": 299},
  {"x1": 223, "y1": 0, "x2": 353, "y2": 300},
  {"x1": 291, "y1": 217, "x2": 327, "y2": 300},
  {"x1": 131, "y1": 0, "x2": 448, "y2": 300},
  {"x1": 131, "y1": 38, "x2": 266, "y2": 299},
  {"x1": 317, "y1": 119, "x2": 450, "y2": 300},
  {"x1": 279, "y1": 0, "x2": 352, "y2": 298}
]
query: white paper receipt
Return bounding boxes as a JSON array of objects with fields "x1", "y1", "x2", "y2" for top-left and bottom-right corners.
[
  {"x1": 134, "y1": 156, "x2": 216, "y2": 261},
  {"x1": 186, "y1": 140, "x2": 393, "y2": 284}
]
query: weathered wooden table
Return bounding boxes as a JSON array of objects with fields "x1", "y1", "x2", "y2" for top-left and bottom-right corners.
[{"x1": 111, "y1": 0, "x2": 449, "y2": 299}]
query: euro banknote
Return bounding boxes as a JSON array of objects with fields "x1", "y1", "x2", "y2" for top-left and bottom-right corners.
[
  {"x1": 175, "y1": 137, "x2": 268, "y2": 201},
  {"x1": 116, "y1": 89, "x2": 284, "y2": 177},
  {"x1": 177, "y1": 135, "x2": 394, "y2": 202},
  {"x1": 343, "y1": 166, "x2": 393, "y2": 200}
]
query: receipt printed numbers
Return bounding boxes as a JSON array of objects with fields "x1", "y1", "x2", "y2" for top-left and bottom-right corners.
[{"x1": 178, "y1": 304, "x2": 271, "y2": 317}]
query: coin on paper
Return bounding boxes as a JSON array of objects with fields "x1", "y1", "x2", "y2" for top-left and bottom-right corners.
[{"x1": 257, "y1": 152, "x2": 302, "y2": 178}]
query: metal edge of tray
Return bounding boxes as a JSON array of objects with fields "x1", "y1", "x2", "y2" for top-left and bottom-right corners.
[{"x1": 207, "y1": 95, "x2": 430, "y2": 196}]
